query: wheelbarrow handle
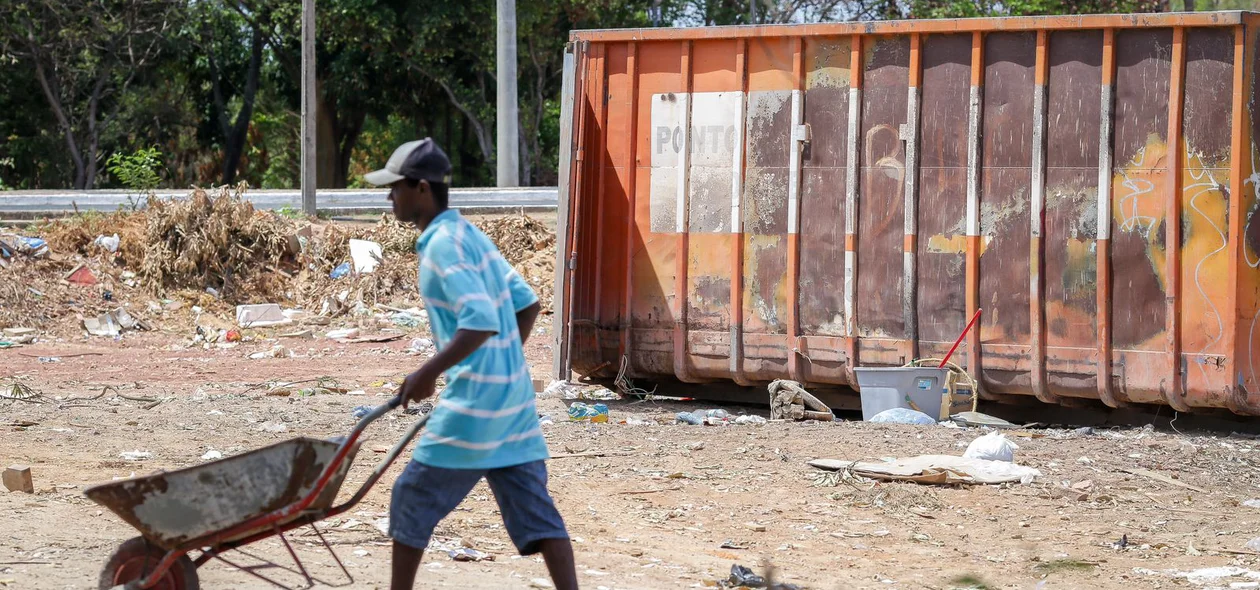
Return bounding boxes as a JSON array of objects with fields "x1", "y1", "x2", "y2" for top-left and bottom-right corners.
[{"x1": 330, "y1": 405, "x2": 431, "y2": 513}]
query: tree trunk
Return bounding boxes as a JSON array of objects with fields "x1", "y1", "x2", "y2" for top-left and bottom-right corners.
[
  {"x1": 222, "y1": 28, "x2": 264, "y2": 185},
  {"x1": 316, "y1": 85, "x2": 339, "y2": 188}
]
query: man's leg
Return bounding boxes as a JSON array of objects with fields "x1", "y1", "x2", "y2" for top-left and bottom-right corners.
[
  {"x1": 485, "y1": 461, "x2": 577, "y2": 590},
  {"x1": 390, "y1": 542, "x2": 424, "y2": 590},
  {"x1": 388, "y1": 461, "x2": 484, "y2": 589},
  {"x1": 536, "y1": 538, "x2": 578, "y2": 590}
]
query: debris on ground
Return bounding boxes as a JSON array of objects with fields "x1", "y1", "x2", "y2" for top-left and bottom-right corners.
[
  {"x1": 118, "y1": 450, "x2": 153, "y2": 462},
  {"x1": 3, "y1": 465, "x2": 34, "y2": 493},
  {"x1": 950, "y1": 411, "x2": 1018, "y2": 429},
  {"x1": 448, "y1": 548, "x2": 493, "y2": 562},
  {"x1": 65, "y1": 264, "x2": 97, "y2": 286},
  {"x1": 809, "y1": 455, "x2": 1041, "y2": 485},
  {"x1": 236, "y1": 303, "x2": 290, "y2": 328},
  {"x1": 567, "y1": 402, "x2": 609, "y2": 423},
  {"x1": 83, "y1": 308, "x2": 150, "y2": 337},
  {"x1": 349, "y1": 239, "x2": 384, "y2": 274},
  {"x1": 768, "y1": 380, "x2": 833, "y2": 421},
  {"x1": 200, "y1": 450, "x2": 224, "y2": 461},
  {"x1": 868, "y1": 407, "x2": 936, "y2": 425},
  {"x1": 93, "y1": 234, "x2": 120, "y2": 253},
  {"x1": 963, "y1": 432, "x2": 1018, "y2": 462}
]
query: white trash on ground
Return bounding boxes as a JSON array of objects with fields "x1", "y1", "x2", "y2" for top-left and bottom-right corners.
[
  {"x1": 963, "y1": 431, "x2": 1019, "y2": 462},
  {"x1": 349, "y1": 239, "x2": 384, "y2": 273},
  {"x1": 868, "y1": 407, "x2": 936, "y2": 425}
]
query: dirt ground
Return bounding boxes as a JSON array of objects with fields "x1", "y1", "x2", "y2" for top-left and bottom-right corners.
[{"x1": 4, "y1": 219, "x2": 1260, "y2": 589}]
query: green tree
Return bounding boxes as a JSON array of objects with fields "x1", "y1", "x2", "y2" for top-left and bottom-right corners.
[{"x1": 2, "y1": 1, "x2": 184, "y2": 189}]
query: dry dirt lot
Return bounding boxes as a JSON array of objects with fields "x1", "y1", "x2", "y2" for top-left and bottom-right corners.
[
  {"x1": 3, "y1": 321, "x2": 1260, "y2": 590},
  {"x1": 4, "y1": 211, "x2": 1260, "y2": 590}
]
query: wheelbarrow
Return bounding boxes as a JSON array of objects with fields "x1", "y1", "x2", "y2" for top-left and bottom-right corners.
[{"x1": 84, "y1": 397, "x2": 427, "y2": 590}]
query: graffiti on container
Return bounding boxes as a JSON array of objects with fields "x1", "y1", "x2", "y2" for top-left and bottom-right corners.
[{"x1": 1110, "y1": 136, "x2": 1231, "y2": 368}]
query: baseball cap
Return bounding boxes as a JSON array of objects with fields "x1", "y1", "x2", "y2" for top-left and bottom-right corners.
[{"x1": 364, "y1": 138, "x2": 453, "y2": 186}]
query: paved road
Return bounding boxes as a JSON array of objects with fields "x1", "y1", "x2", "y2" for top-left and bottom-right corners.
[{"x1": 0, "y1": 187, "x2": 558, "y2": 215}]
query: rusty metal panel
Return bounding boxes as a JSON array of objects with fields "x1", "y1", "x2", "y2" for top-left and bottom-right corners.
[
  {"x1": 856, "y1": 35, "x2": 909, "y2": 339},
  {"x1": 917, "y1": 34, "x2": 971, "y2": 345},
  {"x1": 799, "y1": 37, "x2": 851, "y2": 338},
  {"x1": 742, "y1": 37, "x2": 794, "y2": 338},
  {"x1": 1110, "y1": 29, "x2": 1171, "y2": 352},
  {"x1": 632, "y1": 42, "x2": 683, "y2": 340},
  {"x1": 1181, "y1": 28, "x2": 1234, "y2": 402},
  {"x1": 1235, "y1": 23, "x2": 1260, "y2": 407},
  {"x1": 562, "y1": 16, "x2": 1260, "y2": 416},
  {"x1": 979, "y1": 32, "x2": 1035, "y2": 346},
  {"x1": 1044, "y1": 30, "x2": 1102, "y2": 354}
]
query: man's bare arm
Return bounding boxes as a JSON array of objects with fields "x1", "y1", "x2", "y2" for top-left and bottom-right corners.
[{"x1": 516, "y1": 301, "x2": 541, "y2": 346}]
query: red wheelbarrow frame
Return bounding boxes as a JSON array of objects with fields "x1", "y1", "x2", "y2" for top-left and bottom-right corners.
[{"x1": 111, "y1": 397, "x2": 425, "y2": 590}]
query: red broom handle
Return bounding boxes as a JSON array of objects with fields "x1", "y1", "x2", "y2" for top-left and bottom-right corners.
[{"x1": 939, "y1": 308, "x2": 982, "y2": 369}]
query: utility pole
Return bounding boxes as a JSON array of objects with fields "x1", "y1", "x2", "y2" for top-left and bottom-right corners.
[
  {"x1": 496, "y1": 0, "x2": 519, "y2": 187},
  {"x1": 301, "y1": 0, "x2": 317, "y2": 215}
]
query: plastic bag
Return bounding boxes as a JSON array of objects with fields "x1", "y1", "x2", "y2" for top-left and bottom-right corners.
[
  {"x1": 963, "y1": 431, "x2": 1018, "y2": 462},
  {"x1": 567, "y1": 402, "x2": 608, "y2": 423},
  {"x1": 868, "y1": 407, "x2": 936, "y2": 425}
]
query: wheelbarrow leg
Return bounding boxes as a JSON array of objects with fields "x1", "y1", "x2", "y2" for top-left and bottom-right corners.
[
  {"x1": 273, "y1": 525, "x2": 314, "y2": 588},
  {"x1": 308, "y1": 523, "x2": 352, "y2": 582}
]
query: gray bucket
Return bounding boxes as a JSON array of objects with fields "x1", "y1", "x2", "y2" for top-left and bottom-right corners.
[{"x1": 853, "y1": 366, "x2": 962, "y2": 421}]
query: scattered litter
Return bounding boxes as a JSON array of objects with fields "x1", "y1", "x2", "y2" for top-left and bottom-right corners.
[
  {"x1": 1120, "y1": 467, "x2": 1206, "y2": 493},
  {"x1": 734, "y1": 414, "x2": 768, "y2": 425},
  {"x1": 809, "y1": 455, "x2": 1041, "y2": 485},
  {"x1": 37, "y1": 357, "x2": 60, "y2": 364},
  {"x1": 406, "y1": 338, "x2": 434, "y2": 353},
  {"x1": 349, "y1": 239, "x2": 384, "y2": 274},
  {"x1": 352, "y1": 405, "x2": 373, "y2": 419},
  {"x1": 352, "y1": 548, "x2": 369, "y2": 557},
  {"x1": 279, "y1": 329, "x2": 313, "y2": 339},
  {"x1": 677, "y1": 409, "x2": 730, "y2": 425},
  {"x1": 2, "y1": 465, "x2": 34, "y2": 494},
  {"x1": 236, "y1": 304, "x2": 291, "y2": 328},
  {"x1": 1247, "y1": 538, "x2": 1260, "y2": 552},
  {"x1": 94, "y1": 234, "x2": 120, "y2": 253},
  {"x1": 1243, "y1": 499, "x2": 1260, "y2": 509},
  {"x1": 259, "y1": 422, "x2": 288, "y2": 433},
  {"x1": 868, "y1": 408, "x2": 936, "y2": 425},
  {"x1": 392, "y1": 312, "x2": 421, "y2": 328},
  {"x1": 200, "y1": 450, "x2": 223, "y2": 461},
  {"x1": 374, "y1": 517, "x2": 390, "y2": 535},
  {"x1": 118, "y1": 451, "x2": 153, "y2": 462},
  {"x1": 963, "y1": 432, "x2": 1018, "y2": 462},
  {"x1": 567, "y1": 402, "x2": 609, "y2": 423},
  {"x1": 1073, "y1": 426, "x2": 1096, "y2": 436},
  {"x1": 326, "y1": 328, "x2": 361, "y2": 340},
  {"x1": 330, "y1": 262, "x2": 351, "y2": 279},
  {"x1": 83, "y1": 308, "x2": 150, "y2": 337},
  {"x1": 347, "y1": 390, "x2": 366, "y2": 396},
  {"x1": 65, "y1": 264, "x2": 97, "y2": 286},
  {"x1": 951, "y1": 411, "x2": 1018, "y2": 429},
  {"x1": 448, "y1": 548, "x2": 493, "y2": 562},
  {"x1": 224, "y1": 329, "x2": 242, "y2": 343},
  {"x1": 0, "y1": 234, "x2": 49, "y2": 258},
  {"x1": 769, "y1": 379, "x2": 834, "y2": 421},
  {"x1": 3, "y1": 328, "x2": 36, "y2": 337},
  {"x1": 249, "y1": 345, "x2": 290, "y2": 360},
  {"x1": 1136, "y1": 566, "x2": 1260, "y2": 586},
  {"x1": 687, "y1": 441, "x2": 706, "y2": 451},
  {"x1": 745, "y1": 522, "x2": 766, "y2": 532},
  {"x1": 725, "y1": 564, "x2": 765, "y2": 588},
  {"x1": 530, "y1": 579, "x2": 554, "y2": 589},
  {"x1": 540, "y1": 380, "x2": 580, "y2": 399}
]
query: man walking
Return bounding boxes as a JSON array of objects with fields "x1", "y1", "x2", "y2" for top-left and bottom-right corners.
[{"x1": 365, "y1": 138, "x2": 578, "y2": 590}]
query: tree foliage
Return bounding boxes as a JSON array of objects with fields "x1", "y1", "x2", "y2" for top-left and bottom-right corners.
[{"x1": 0, "y1": 0, "x2": 1208, "y2": 190}]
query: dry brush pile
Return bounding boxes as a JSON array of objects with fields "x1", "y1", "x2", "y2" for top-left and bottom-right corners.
[{"x1": 1, "y1": 186, "x2": 556, "y2": 331}]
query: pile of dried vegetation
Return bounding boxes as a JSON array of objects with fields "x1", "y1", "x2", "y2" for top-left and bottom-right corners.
[{"x1": 1, "y1": 187, "x2": 556, "y2": 333}]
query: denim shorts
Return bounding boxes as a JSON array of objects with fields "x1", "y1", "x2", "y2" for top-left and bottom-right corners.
[{"x1": 388, "y1": 459, "x2": 569, "y2": 555}]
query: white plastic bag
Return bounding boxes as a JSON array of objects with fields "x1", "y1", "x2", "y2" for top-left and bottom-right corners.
[
  {"x1": 868, "y1": 407, "x2": 936, "y2": 425},
  {"x1": 963, "y1": 431, "x2": 1018, "y2": 462}
]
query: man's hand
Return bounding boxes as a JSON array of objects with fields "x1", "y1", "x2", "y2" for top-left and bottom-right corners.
[
  {"x1": 397, "y1": 329, "x2": 496, "y2": 408},
  {"x1": 399, "y1": 366, "x2": 440, "y2": 408}
]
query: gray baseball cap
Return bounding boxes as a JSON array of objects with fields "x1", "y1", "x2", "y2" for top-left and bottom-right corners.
[{"x1": 364, "y1": 138, "x2": 452, "y2": 186}]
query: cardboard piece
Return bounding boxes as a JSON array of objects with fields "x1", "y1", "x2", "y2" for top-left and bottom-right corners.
[{"x1": 809, "y1": 455, "x2": 1041, "y2": 485}]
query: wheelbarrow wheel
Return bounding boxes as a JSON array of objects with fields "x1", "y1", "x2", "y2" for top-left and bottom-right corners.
[{"x1": 98, "y1": 536, "x2": 199, "y2": 590}]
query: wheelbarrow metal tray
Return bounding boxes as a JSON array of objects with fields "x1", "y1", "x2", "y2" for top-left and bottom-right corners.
[{"x1": 84, "y1": 437, "x2": 361, "y2": 550}]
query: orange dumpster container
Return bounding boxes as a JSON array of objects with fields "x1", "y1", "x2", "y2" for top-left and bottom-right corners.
[{"x1": 553, "y1": 12, "x2": 1260, "y2": 416}]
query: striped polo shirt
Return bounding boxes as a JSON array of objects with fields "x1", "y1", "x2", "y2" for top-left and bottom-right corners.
[{"x1": 412, "y1": 209, "x2": 547, "y2": 470}]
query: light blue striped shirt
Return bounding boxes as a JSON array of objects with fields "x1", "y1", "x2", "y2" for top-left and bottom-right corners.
[{"x1": 412, "y1": 209, "x2": 547, "y2": 469}]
